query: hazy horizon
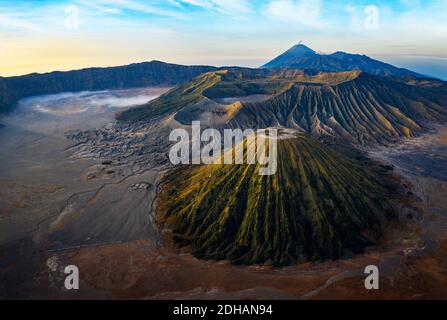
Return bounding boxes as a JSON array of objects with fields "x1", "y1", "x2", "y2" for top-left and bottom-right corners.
[
  {"x1": 2, "y1": 50, "x2": 446, "y2": 81},
  {"x1": 1, "y1": 0, "x2": 446, "y2": 79}
]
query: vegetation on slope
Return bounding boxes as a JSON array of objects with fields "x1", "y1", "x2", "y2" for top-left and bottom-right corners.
[{"x1": 156, "y1": 132, "x2": 399, "y2": 266}]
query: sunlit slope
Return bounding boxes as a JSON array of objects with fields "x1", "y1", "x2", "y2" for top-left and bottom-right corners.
[
  {"x1": 117, "y1": 71, "x2": 224, "y2": 122},
  {"x1": 117, "y1": 69, "x2": 292, "y2": 122},
  {"x1": 117, "y1": 69, "x2": 359, "y2": 123},
  {"x1": 156, "y1": 132, "x2": 398, "y2": 266},
  {"x1": 229, "y1": 72, "x2": 447, "y2": 145},
  {"x1": 118, "y1": 69, "x2": 447, "y2": 146}
]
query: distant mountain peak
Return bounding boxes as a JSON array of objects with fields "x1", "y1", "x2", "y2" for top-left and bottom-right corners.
[
  {"x1": 286, "y1": 43, "x2": 316, "y2": 56},
  {"x1": 261, "y1": 43, "x2": 316, "y2": 70},
  {"x1": 262, "y1": 43, "x2": 423, "y2": 78}
]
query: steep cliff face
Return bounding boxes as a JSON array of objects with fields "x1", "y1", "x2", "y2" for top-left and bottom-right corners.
[
  {"x1": 156, "y1": 131, "x2": 400, "y2": 266},
  {"x1": 0, "y1": 77, "x2": 17, "y2": 115}
]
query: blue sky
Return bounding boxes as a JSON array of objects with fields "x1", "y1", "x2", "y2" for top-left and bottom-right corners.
[{"x1": 0, "y1": 0, "x2": 446, "y2": 78}]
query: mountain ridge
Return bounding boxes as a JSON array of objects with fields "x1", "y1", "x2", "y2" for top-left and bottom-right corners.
[
  {"x1": 262, "y1": 44, "x2": 424, "y2": 78},
  {"x1": 1, "y1": 44, "x2": 441, "y2": 124},
  {"x1": 228, "y1": 70, "x2": 447, "y2": 145},
  {"x1": 0, "y1": 61, "x2": 217, "y2": 116},
  {"x1": 118, "y1": 68, "x2": 447, "y2": 146}
]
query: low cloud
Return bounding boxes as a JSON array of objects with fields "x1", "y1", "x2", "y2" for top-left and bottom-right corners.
[
  {"x1": 0, "y1": 13, "x2": 41, "y2": 31},
  {"x1": 79, "y1": 0, "x2": 183, "y2": 18},
  {"x1": 175, "y1": 0, "x2": 253, "y2": 14},
  {"x1": 78, "y1": 0, "x2": 122, "y2": 15},
  {"x1": 262, "y1": 0, "x2": 324, "y2": 27},
  {"x1": 88, "y1": 94, "x2": 160, "y2": 108}
]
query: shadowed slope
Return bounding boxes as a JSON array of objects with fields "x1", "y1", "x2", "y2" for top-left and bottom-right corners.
[
  {"x1": 0, "y1": 77, "x2": 18, "y2": 116},
  {"x1": 0, "y1": 61, "x2": 217, "y2": 116},
  {"x1": 156, "y1": 132, "x2": 399, "y2": 266}
]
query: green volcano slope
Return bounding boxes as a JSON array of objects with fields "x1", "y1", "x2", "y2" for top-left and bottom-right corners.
[{"x1": 156, "y1": 132, "x2": 400, "y2": 266}]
